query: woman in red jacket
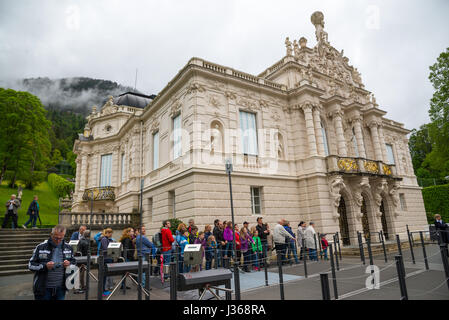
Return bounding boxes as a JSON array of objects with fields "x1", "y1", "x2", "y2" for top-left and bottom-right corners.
[{"x1": 320, "y1": 234, "x2": 329, "y2": 260}]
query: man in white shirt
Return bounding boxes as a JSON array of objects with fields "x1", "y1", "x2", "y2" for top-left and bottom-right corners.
[
  {"x1": 273, "y1": 219, "x2": 295, "y2": 265},
  {"x1": 2, "y1": 194, "x2": 20, "y2": 229},
  {"x1": 304, "y1": 222, "x2": 318, "y2": 261}
]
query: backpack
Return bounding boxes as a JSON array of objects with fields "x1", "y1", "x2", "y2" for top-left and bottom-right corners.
[
  {"x1": 94, "y1": 232, "x2": 102, "y2": 255},
  {"x1": 153, "y1": 232, "x2": 163, "y2": 250}
]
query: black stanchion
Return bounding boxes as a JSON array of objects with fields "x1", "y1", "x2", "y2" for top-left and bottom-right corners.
[
  {"x1": 85, "y1": 248, "x2": 91, "y2": 300},
  {"x1": 395, "y1": 255, "x2": 408, "y2": 300},
  {"x1": 225, "y1": 279, "x2": 232, "y2": 300},
  {"x1": 97, "y1": 254, "x2": 104, "y2": 300},
  {"x1": 357, "y1": 231, "x2": 365, "y2": 265},
  {"x1": 333, "y1": 235, "x2": 340, "y2": 271},
  {"x1": 329, "y1": 243, "x2": 338, "y2": 300},
  {"x1": 336, "y1": 232, "x2": 342, "y2": 261},
  {"x1": 406, "y1": 227, "x2": 416, "y2": 264},
  {"x1": 320, "y1": 273, "x2": 331, "y2": 300},
  {"x1": 419, "y1": 231, "x2": 429, "y2": 270},
  {"x1": 234, "y1": 262, "x2": 241, "y2": 300},
  {"x1": 223, "y1": 257, "x2": 230, "y2": 269},
  {"x1": 264, "y1": 244, "x2": 269, "y2": 286},
  {"x1": 380, "y1": 230, "x2": 387, "y2": 263},
  {"x1": 276, "y1": 253, "x2": 285, "y2": 300},
  {"x1": 137, "y1": 255, "x2": 142, "y2": 301},
  {"x1": 145, "y1": 253, "x2": 150, "y2": 301},
  {"x1": 439, "y1": 244, "x2": 449, "y2": 291},
  {"x1": 396, "y1": 234, "x2": 403, "y2": 257},
  {"x1": 302, "y1": 238, "x2": 308, "y2": 278},
  {"x1": 169, "y1": 262, "x2": 177, "y2": 300},
  {"x1": 366, "y1": 237, "x2": 374, "y2": 267}
]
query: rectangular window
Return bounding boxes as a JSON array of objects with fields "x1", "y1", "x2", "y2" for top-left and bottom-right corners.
[
  {"x1": 121, "y1": 153, "x2": 125, "y2": 183},
  {"x1": 251, "y1": 187, "x2": 262, "y2": 215},
  {"x1": 239, "y1": 111, "x2": 258, "y2": 156},
  {"x1": 399, "y1": 193, "x2": 407, "y2": 211},
  {"x1": 153, "y1": 131, "x2": 159, "y2": 170},
  {"x1": 168, "y1": 191, "x2": 176, "y2": 219},
  {"x1": 386, "y1": 144, "x2": 395, "y2": 164},
  {"x1": 173, "y1": 114, "x2": 182, "y2": 160},
  {"x1": 100, "y1": 154, "x2": 112, "y2": 187}
]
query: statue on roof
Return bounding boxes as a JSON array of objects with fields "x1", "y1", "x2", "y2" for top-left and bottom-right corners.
[
  {"x1": 285, "y1": 37, "x2": 293, "y2": 56},
  {"x1": 311, "y1": 11, "x2": 329, "y2": 45},
  {"x1": 293, "y1": 40, "x2": 300, "y2": 57}
]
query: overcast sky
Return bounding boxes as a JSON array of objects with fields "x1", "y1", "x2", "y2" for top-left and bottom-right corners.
[{"x1": 1, "y1": 0, "x2": 448, "y2": 131}]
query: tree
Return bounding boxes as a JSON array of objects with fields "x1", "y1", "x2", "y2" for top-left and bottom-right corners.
[
  {"x1": 427, "y1": 47, "x2": 449, "y2": 178},
  {"x1": 0, "y1": 88, "x2": 52, "y2": 188}
]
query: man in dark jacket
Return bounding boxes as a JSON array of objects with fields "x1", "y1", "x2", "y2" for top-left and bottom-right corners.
[
  {"x1": 435, "y1": 214, "x2": 449, "y2": 245},
  {"x1": 213, "y1": 220, "x2": 225, "y2": 267},
  {"x1": 22, "y1": 195, "x2": 40, "y2": 229},
  {"x1": 28, "y1": 225, "x2": 76, "y2": 300},
  {"x1": 256, "y1": 217, "x2": 270, "y2": 266},
  {"x1": 75, "y1": 230, "x2": 90, "y2": 294}
]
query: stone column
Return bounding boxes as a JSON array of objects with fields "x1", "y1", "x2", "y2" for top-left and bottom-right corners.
[
  {"x1": 301, "y1": 103, "x2": 318, "y2": 157},
  {"x1": 369, "y1": 121, "x2": 383, "y2": 161},
  {"x1": 332, "y1": 110, "x2": 347, "y2": 157},
  {"x1": 378, "y1": 125, "x2": 388, "y2": 163},
  {"x1": 80, "y1": 154, "x2": 88, "y2": 191},
  {"x1": 313, "y1": 106, "x2": 326, "y2": 156},
  {"x1": 352, "y1": 117, "x2": 366, "y2": 159}
]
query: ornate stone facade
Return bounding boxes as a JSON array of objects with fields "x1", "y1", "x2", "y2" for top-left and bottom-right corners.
[{"x1": 72, "y1": 12, "x2": 427, "y2": 242}]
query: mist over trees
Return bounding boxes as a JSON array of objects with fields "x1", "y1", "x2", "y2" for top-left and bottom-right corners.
[{"x1": 0, "y1": 77, "x2": 136, "y2": 189}]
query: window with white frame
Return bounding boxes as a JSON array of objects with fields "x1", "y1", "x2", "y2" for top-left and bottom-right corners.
[
  {"x1": 121, "y1": 153, "x2": 125, "y2": 183},
  {"x1": 100, "y1": 154, "x2": 112, "y2": 187},
  {"x1": 173, "y1": 114, "x2": 182, "y2": 160},
  {"x1": 386, "y1": 144, "x2": 395, "y2": 164},
  {"x1": 153, "y1": 131, "x2": 159, "y2": 170},
  {"x1": 239, "y1": 111, "x2": 258, "y2": 156},
  {"x1": 250, "y1": 187, "x2": 262, "y2": 215}
]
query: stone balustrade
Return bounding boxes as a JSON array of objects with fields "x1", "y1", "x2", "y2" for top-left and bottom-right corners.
[{"x1": 59, "y1": 212, "x2": 139, "y2": 228}]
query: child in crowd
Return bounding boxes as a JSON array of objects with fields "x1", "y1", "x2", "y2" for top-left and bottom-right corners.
[
  {"x1": 177, "y1": 230, "x2": 190, "y2": 273},
  {"x1": 239, "y1": 227, "x2": 254, "y2": 272},
  {"x1": 320, "y1": 234, "x2": 329, "y2": 260},
  {"x1": 193, "y1": 231, "x2": 206, "y2": 271},
  {"x1": 251, "y1": 229, "x2": 262, "y2": 271},
  {"x1": 189, "y1": 226, "x2": 199, "y2": 244},
  {"x1": 205, "y1": 235, "x2": 217, "y2": 270}
]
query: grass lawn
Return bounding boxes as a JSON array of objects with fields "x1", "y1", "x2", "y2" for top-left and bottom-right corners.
[{"x1": 0, "y1": 181, "x2": 60, "y2": 228}]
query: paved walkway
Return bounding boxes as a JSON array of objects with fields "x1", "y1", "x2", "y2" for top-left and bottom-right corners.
[{"x1": 1, "y1": 243, "x2": 447, "y2": 300}]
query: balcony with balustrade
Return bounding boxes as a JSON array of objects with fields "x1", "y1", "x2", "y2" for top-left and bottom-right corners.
[{"x1": 326, "y1": 155, "x2": 398, "y2": 178}]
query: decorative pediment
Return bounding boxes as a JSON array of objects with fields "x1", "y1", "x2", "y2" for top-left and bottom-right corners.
[
  {"x1": 237, "y1": 98, "x2": 259, "y2": 111},
  {"x1": 170, "y1": 99, "x2": 182, "y2": 117}
]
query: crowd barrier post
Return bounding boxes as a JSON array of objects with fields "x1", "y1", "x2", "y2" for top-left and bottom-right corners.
[
  {"x1": 395, "y1": 255, "x2": 408, "y2": 300},
  {"x1": 276, "y1": 252, "x2": 285, "y2": 300},
  {"x1": 406, "y1": 226, "x2": 416, "y2": 264},
  {"x1": 419, "y1": 231, "x2": 429, "y2": 270},
  {"x1": 329, "y1": 243, "x2": 338, "y2": 300},
  {"x1": 357, "y1": 231, "x2": 365, "y2": 265},
  {"x1": 320, "y1": 273, "x2": 331, "y2": 300},
  {"x1": 302, "y1": 238, "x2": 308, "y2": 278}
]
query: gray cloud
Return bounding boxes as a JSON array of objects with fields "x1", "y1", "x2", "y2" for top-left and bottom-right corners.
[{"x1": 1, "y1": 0, "x2": 448, "y2": 130}]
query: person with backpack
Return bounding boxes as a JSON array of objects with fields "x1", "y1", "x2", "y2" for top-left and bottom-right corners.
[
  {"x1": 22, "y1": 195, "x2": 40, "y2": 229},
  {"x1": 152, "y1": 229, "x2": 162, "y2": 276},
  {"x1": 99, "y1": 228, "x2": 114, "y2": 297}
]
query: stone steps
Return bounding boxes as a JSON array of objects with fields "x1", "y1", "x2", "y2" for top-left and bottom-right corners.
[{"x1": 0, "y1": 229, "x2": 52, "y2": 276}]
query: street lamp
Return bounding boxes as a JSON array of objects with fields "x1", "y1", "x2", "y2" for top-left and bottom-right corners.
[{"x1": 225, "y1": 158, "x2": 241, "y2": 300}]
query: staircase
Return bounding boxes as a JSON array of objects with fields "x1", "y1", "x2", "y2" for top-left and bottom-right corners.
[{"x1": 0, "y1": 228, "x2": 52, "y2": 277}]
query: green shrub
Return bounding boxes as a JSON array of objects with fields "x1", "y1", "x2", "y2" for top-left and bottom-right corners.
[
  {"x1": 422, "y1": 184, "x2": 449, "y2": 223},
  {"x1": 47, "y1": 173, "x2": 74, "y2": 198},
  {"x1": 167, "y1": 218, "x2": 184, "y2": 234}
]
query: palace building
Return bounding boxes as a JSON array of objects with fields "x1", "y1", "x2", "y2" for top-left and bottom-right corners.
[{"x1": 70, "y1": 11, "x2": 428, "y2": 244}]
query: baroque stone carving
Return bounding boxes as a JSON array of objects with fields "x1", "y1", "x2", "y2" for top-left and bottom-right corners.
[
  {"x1": 372, "y1": 179, "x2": 388, "y2": 217},
  {"x1": 352, "y1": 176, "x2": 371, "y2": 219},
  {"x1": 329, "y1": 175, "x2": 346, "y2": 219},
  {"x1": 186, "y1": 82, "x2": 205, "y2": 95},
  {"x1": 389, "y1": 181, "x2": 401, "y2": 216},
  {"x1": 285, "y1": 37, "x2": 293, "y2": 56}
]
